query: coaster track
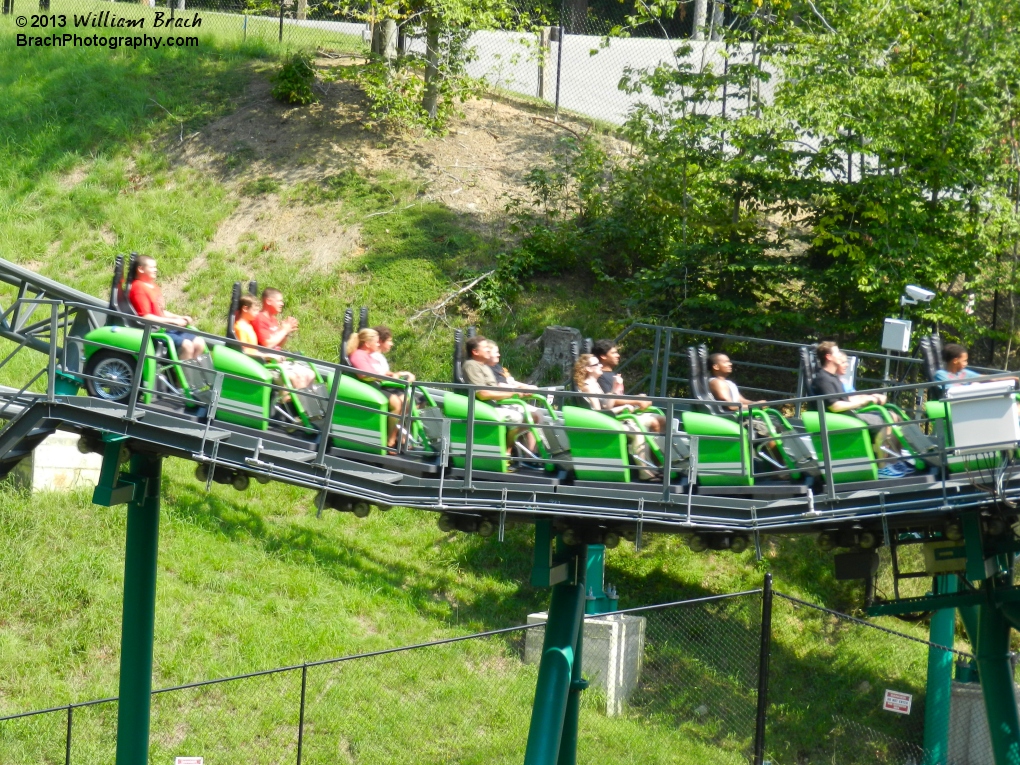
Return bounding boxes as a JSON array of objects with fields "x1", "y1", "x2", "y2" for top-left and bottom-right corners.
[{"x1": 0, "y1": 257, "x2": 1015, "y2": 542}]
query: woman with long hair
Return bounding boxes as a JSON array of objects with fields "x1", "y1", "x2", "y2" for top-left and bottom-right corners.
[
  {"x1": 346, "y1": 328, "x2": 408, "y2": 448},
  {"x1": 573, "y1": 355, "x2": 658, "y2": 478}
]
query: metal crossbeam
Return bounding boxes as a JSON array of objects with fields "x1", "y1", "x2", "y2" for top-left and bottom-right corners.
[
  {"x1": 0, "y1": 396, "x2": 1013, "y2": 536},
  {"x1": 868, "y1": 587, "x2": 1020, "y2": 616}
]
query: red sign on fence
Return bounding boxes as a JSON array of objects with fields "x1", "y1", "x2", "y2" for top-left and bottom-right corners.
[{"x1": 882, "y1": 690, "x2": 912, "y2": 715}]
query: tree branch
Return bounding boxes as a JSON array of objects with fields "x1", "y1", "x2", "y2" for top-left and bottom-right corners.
[
  {"x1": 530, "y1": 115, "x2": 586, "y2": 140},
  {"x1": 804, "y1": 0, "x2": 837, "y2": 34},
  {"x1": 409, "y1": 271, "x2": 496, "y2": 322}
]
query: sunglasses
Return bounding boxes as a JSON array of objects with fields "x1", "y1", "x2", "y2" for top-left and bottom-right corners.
[{"x1": 588, "y1": 361, "x2": 602, "y2": 367}]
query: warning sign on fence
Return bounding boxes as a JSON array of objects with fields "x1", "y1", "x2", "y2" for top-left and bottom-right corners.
[
  {"x1": 175, "y1": 758, "x2": 203, "y2": 765},
  {"x1": 882, "y1": 689, "x2": 912, "y2": 715}
]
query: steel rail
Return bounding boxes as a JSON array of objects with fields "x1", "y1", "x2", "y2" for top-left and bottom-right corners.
[{"x1": 0, "y1": 294, "x2": 1015, "y2": 536}]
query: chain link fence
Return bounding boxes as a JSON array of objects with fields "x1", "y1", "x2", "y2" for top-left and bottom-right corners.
[
  {"x1": 1, "y1": 0, "x2": 774, "y2": 127},
  {"x1": 2, "y1": 584, "x2": 1005, "y2": 764},
  {"x1": 767, "y1": 592, "x2": 997, "y2": 765}
]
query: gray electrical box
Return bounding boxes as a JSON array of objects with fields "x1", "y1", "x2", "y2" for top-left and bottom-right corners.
[
  {"x1": 881, "y1": 318, "x2": 913, "y2": 353},
  {"x1": 945, "y1": 380, "x2": 1020, "y2": 452}
]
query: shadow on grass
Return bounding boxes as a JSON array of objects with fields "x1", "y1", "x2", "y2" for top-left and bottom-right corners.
[
  {"x1": 168, "y1": 482, "x2": 933, "y2": 762},
  {"x1": 167, "y1": 482, "x2": 542, "y2": 629},
  {"x1": 763, "y1": 535, "x2": 864, "y2": 612},
  {"x1": 0, "y1": 33, "x2": 270, "y2": 185},
  {"x1": 464, "y1": 534, "x2": 928, "y2": 762}
]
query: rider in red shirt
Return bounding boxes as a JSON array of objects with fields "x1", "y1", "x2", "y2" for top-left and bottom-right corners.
[
  {"x1": 128, "y1": 256, "x2": 206, "y2": 360},
  {"x1": 253, "y1": 288, "x2": 315, "y2": 389}
]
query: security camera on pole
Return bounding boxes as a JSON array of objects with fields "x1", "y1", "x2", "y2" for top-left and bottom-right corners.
[{"x1": 882, "y1": 284, "x2": 936, "y2": 381}]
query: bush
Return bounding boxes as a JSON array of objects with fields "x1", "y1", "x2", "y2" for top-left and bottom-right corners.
[{"x1": 271, "y1": 54, "x2": 318, "y2": 105}]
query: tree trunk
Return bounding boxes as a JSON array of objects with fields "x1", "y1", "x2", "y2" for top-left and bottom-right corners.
[
  {"x1": 710, "y1": 0, "x2": 724, "y2": 41},
  {"x1": 379, "y1": 18, "x2": 397, "y2": 61},
  {"x1": 561, "y1": 0, "x2": 587, "y2": 34},
  {"x1": 692, "y1": 0, "x2": 707, "y2": 40},
  {"x1": 422, "y1": 11, "x2": 442, "y2": 120}
]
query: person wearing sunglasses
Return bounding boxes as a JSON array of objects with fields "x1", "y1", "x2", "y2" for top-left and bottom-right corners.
[{"x1": 573, "y1": 354, "x2": 655, "y2": 477}]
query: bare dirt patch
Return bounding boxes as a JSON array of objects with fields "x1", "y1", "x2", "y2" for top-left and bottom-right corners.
[
  {"x1": 209, "y1": 194, "x2": 362, "y2": 273},
  {"x1": 58, "y1": 165, "x2": 89, "y2": 190},
  {"x1": 169, "y1": 63, "x2": 624, "y2": 266}
]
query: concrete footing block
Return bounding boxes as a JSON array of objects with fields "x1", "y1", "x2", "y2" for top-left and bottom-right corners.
[
  {"x1": 9, "y1": 432, "x2": 103, "y2": 493},
  {"x1": 949, "y1": 680, "x2": 1020, "y2": 765},
  {"x1": 524, "y1": 611, "x2": 646, "y2": 716}
]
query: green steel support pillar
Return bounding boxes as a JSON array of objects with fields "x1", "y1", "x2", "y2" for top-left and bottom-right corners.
[
  {"x1": 957, "y1": 515, "x2": 1020, "y2": 765},
  {"x1": 556, "y1": 591, "x2": 587, "y2": 765},
  {"x1": 96, "y1": 450, "x2": 162, "y2": 765},
  {"x1": 922, "y1": 575, "x2": 957, "y2": 765},
  {"x1": 525, "y1": 527, "x2": 587, "y2": 765},
  {"x1": 974, "y1": 589, "x2": 1020, "y2": 765}
]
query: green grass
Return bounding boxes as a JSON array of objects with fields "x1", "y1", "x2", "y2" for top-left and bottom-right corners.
[
  {"x1": 6, "y1": 0, "x2": 365, "y2": 53},
  {"x1": 0, "y1": 31, "x2": 961, "y2": 765},
  {"x1": 0, "y1": 470, "x2": 754, "y2": 763},
  {"x1": 0, "y1": 469, "x2": 941, "y2": 762}
]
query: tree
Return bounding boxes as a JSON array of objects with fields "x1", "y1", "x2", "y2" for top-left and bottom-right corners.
[
  {"x1": 502, "y1": 0, "x2": 1020, "y2": 356},
  {"x1": 330, "y1": 0, "x2": 544, "y2": 130},
  {"x1": 778, "y1": 0, "x2": 1020, "y2": 344}
]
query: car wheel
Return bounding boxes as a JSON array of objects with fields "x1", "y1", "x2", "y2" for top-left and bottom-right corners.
[{"x1": 85, "y1": 351, "x2": 137, "y2": 403}]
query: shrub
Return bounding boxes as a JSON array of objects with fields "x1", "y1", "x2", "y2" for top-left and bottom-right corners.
[{"x1": 271, "y1": 54, "x2": 318, "y2": 105}]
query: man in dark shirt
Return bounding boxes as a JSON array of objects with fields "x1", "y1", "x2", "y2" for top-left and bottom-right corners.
[
  {"x1": 812, "y1": 341, "x2": 907, "y2": 476},
  {"x1": 592, "y1": 339, "x2": 622, "y2": 394},
  {"x1": 592, "y1": 338, "x2": 664, "y2": 432},
  {"x1": 811, "y1": 342, "x2": 887, "y2": 412}
]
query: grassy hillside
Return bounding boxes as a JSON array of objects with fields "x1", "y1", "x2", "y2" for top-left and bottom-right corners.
[{"x1": 0, "y1": 24, "x2": 958, "y2": 764}]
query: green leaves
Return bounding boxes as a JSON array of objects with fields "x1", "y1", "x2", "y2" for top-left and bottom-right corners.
[
  {"x1": 499, "y1": 0, "x2": 1020, "y2": 354},
  {"x1": 270, "y1": 54, "x2": 318, "y2": 106}
]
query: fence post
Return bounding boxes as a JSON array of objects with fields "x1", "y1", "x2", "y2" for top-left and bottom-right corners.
[
  {"x1": 296, "y1": 663, "x2": 308, "y2": 765},
  {"x1": 278, "y1": 0, "x2": 285, "y2": 43},
  {"x1": 537, "y1": 28, "x2": 550, "y2": 99},
  {"x1": 553, "y1": 23, "x2": 564, "y2": 119},
  {"x1": 65, "y1": 705, "x2": 72, "y2": 765},
  {"x1": 753, "y1": 573, "x2": 773, "y2": 765}
]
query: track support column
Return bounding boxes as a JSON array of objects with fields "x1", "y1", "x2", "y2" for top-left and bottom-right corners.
[
  {"x1": 958, "y1": 516, "x2": 1020, "y2": 765},
  {"x1": 525, "y1": 523, "x2": 587, "y2": 765},
  {"x1": 94, "y1": 445, "x2": 162, "y2": 765},
  {"x1": 116, "y1": 452, "x2": 162, "y2": 765},
  {"x1": 922, "y1": 575, "x2": 957, "y2": 765},
  {"x1": 974, "y1": 590, "x2": 1020, "y2": 765}
]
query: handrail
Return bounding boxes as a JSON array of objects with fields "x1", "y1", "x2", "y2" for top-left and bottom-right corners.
[
  {"x1": 613, "y1": 321, "x2": 1011, "y2": 400},
  {"x1": 56, "y1": 301, "x2": 1020, "y2": 418},
  {"x1": 0, "y1": 295, "x2": 1018, "y2": 533}
]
